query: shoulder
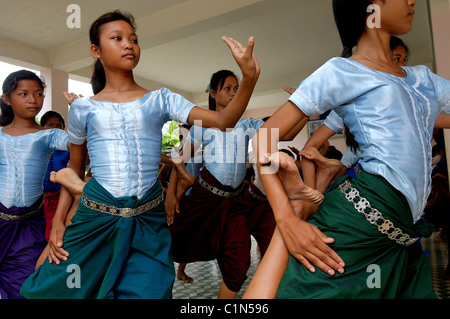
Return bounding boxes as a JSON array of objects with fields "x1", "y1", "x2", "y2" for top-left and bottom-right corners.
[{"x1": 69, "y1": 97, "x2": 94, "y2": 113}]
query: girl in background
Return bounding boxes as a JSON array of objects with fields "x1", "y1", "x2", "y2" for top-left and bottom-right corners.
[
  {"x1": 40, "y1": 111, "x2": 70, "y2": 241},
  {"x1": 21, "y1": 10, "x2": 259, "y2": 299},
  {"x1": 0, "y1": 70, "x2": 69, "y2": 299}
]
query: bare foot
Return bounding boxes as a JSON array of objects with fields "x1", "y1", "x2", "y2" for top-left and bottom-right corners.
[
  {"x1": 177, "y1": 263, "x2": 194, "y2": 283},
  {"x1": 267, "y1": 152, "x2": 324, "y2": 205},
  {"x1": 50, "y1": 168, "x2": 85, "y2": 197},
  {"x1": 174, "y1": 164, "x2": 195, "y2": 200},
  {"x1": 300, "y1": 147, "x2": 343, "y2": 193}
]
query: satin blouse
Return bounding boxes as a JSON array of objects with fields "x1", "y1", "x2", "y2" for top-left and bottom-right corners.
[
  {"x1": 0, "y1": 128, "x2": 68, "y2": 208},
  {"x1": 289, "y1": 57, "x2": 450, "y2": 222},
  {"x1": 67, "y1": 88, "x2": 195, "y2": 198},
  {"x1": 188, "y1": 118, "x2": 264, "y2": 188}
]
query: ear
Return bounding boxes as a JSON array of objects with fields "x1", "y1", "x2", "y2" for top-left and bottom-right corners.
[
  {"x1": 209, "y1": 89, "x2": 217, "y2": 99},
  {"x1": 1, "y1": 94, "x2": 11, "y2": 106},
  {"x1": 90, "y1": 44, "x2": 101, "y2": 59}
]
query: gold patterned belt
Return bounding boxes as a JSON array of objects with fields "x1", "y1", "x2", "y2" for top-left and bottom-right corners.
[
  {"x1": 80, "y1": 193, "x2": 164, "y2": 218},
  {"x1": 0, "y1": 202, "x2": 44, "y2": 221},
  {"x1": 339, "y1": 180, "x2": 418, "y2": 246},
  {"x1": 198, "y1": 175, "x2": 244, "y2": 198},
  {"x1": 248, "y1": 183, "x2": 267, "y2": 202}
]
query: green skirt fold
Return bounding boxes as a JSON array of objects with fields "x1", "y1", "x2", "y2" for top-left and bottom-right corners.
[
  {"x1": 277, "y1": 171, "x2": 436, "y2": 299},
  {"x1": 21, "y1": 178, "x2": 174, "y2": 299}
]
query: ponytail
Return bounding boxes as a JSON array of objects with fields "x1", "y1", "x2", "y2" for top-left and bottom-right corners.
[
  {"x1": 0, "y1": 101, "x2": 14, "y2": 127},
  {"x1": 1, "y1": 70, "x2": 45, "y2": 126},
  {"x1": 91, "y1": 59, "x2": 106, "y2": 95},
  {"x1": 332, "y1": 0, "x2": 373, "y2": 57},
  {"x1": 89, "y1": 10, "x2": 136, "y2": 94}
]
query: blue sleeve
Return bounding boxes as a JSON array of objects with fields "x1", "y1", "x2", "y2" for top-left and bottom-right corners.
[
  {"x1": 67, "y1": 99, "x2": 89, "y2": 145},
  {"x1": 323, "y1": 110, "x2": 344, "y2": 133},
  {"x1": 289, "y1": 58, "x2": 372, "y2": 116},
  {"x1": 428, "y1": 69, "x2": 450, "y2": 114},
  {"x1": 160, "y1": 88, "x2": 196, "y2": 124},
  {"x1": 187, "y1": 125, "x2": 203, "y2": 146},
  {"x1": 248, "y1": 118, "x2": 265, "y2": 131},
  {"x1": 48, "y1": 129, "x2": 69, "y2": 151}
]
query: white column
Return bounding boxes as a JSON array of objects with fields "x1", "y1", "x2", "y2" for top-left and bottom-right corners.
[{"x1": 39, "y1": 68, "x2": 69, "y2": 123}]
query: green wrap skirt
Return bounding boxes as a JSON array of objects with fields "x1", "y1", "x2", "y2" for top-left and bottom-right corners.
[
  {"x1": 20, "y1": 178, "x2": 174, "y2": 299},
  {"x1": 277, "y1": 170, "x2": 436, "y2": 299}
]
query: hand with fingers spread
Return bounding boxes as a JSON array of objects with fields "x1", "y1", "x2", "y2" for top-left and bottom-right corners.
[{"x1": 222, "y1": 36, "x2": 260, "y2": 81}]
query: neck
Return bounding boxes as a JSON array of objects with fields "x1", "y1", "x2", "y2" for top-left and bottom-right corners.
[
  {"x1": 103, "y1": 69, "x2": 138, "y2": 93},
  {"x1": 356, "y1": 28, "x2": 393, "y2": 64}
]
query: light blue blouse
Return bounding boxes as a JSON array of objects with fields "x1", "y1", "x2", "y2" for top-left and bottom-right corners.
[
  {"x1": 290, "y1": 57, "x2": 450, "y2": 223},
  {"x1": 67, "y1": 88, "x2": 195, "y2": 198},
  {"x1": 189, "y1": 118, "x2": 264, "y2": 188},
  {"x1": 0, "y1": 128, "x2": 68, "y2": 208}
]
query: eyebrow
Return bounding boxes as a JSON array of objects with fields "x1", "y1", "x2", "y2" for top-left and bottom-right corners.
[{"x1": 109, "y1": 30, "x2": 137, "y2": 36}]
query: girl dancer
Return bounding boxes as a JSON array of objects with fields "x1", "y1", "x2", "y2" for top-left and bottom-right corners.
[
  {"x1": 168, "y1": 70, "x2": 307, "y2": 299},
  {"x1": 246, "y1": 0, "x2": 449, "y2": 298},
  {"x1": 21, "y1": 10, "x2": 259, "y2": 299},
  {"x1": 0, "y1": 70, "x2": 69, "y2": 299}
]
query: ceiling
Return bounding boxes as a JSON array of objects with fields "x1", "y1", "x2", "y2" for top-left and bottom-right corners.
[{"x1": 0, "y1": 0, "x2": 436, "y2": 110}]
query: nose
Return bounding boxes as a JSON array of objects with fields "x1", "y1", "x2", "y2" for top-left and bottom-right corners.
[
  {"x1": 123, "y1": 39, "x2": 134, "y2": 50},
  {"x1": 27, "y1": 93, "x2": 37, "y2": 104},
  {"x1": 409, "y1": 0, "x2": 416, "y2": 7}
]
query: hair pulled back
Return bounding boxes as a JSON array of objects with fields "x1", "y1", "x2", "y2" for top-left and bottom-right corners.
[
  {"x1": 208, "y1": 70, "x2": 238, "y2": 111},
  {"x1": 89, "y1": 10, "x2": 136, "y2": 94}
]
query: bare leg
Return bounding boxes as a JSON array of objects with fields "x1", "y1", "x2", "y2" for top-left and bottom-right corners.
[
  {"x1": 243, "y1": 227, "x2": 288, "y2": 299},
  {"x1": 173, "y1": 162, "x2": 195, "y2": 201},
  {"x1": 177, "y1": 263, "x2": 194, "y2": 283},
  {"x1": 218, "y1": 280, "x2": 239, "y2": 299},
  {"x1": 300, "y1": 147, "x2": 343, "y2": 194}
]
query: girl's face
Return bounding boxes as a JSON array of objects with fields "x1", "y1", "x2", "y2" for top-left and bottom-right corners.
[
  {"x1": 1, "y1": 79, "x2": 44, "y2": 120},
  {"x1": 44, "y1": 116, "x2": 64, "y2": 130},
  {"x1": 375, "y1": 0, "x2": 416, "y2": 35},
  {"x1": 211, "y1": 76, "x2": 239, "y2": 110},
  {"x1": 392, "y1": 45, "x2": 408, "y2": 66},
  {"x1": 91, "y1": 20, "x2": 140, "y2": 71}
]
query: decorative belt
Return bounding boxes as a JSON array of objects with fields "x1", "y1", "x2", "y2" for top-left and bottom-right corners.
[
  {"x1": 339, "y1": 180, "x2": 418, "y2": 247},
  {"x1": 198, "y1": 175, "x2": 244, "y2": 198},
  {"x1": 248, "y1": 184, "x2": 267, "y2": 202},
  {"x1": 0, "y1": 202, "x2": 44, "y2": 221},
  {"x1": 80, "y1": 193, "x2": 164, "y2": 218}
]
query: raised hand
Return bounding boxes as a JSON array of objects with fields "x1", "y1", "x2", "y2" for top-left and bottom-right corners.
[
  {"x1": 222, "y1": 36, "x2": 260, "y2": 80},
  {"x1": 63, "y1": 92, "x2": 83, "y2": 106}
]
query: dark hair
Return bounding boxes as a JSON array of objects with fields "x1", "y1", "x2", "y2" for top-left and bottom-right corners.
[
  {"x1": 40, "y1": 110, "x2": 66, "y2": 129},
  {"x1": 332, "y1": 0, "x2": 376, "y2": 58},
  {"x1": 1, "y1": 70, "x2": 45, "y2": 126},
  {"x1": 208, "y1": 70, "x2": 238, "y2": 111},
  {"x1": 343, "y1": 125, "x2": 359, "y2": 153},
  {"x1": 390, "y1": 36, "x2": 409, "y2": 59},
  {"x1": 89, "y1": 10, "x2": 136, "y2": 94}
]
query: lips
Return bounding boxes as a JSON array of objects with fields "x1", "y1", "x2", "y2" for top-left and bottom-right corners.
[{"x1": 122, "y1": 53, "x2": 135, "y2": 59}]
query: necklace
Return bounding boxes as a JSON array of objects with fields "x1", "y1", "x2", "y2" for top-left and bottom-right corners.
[{"x1": 355, "y1": 52, "x2": 407, "y2": 77}]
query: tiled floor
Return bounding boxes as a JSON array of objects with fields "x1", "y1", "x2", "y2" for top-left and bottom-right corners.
[
  {"x1": 421, "y1": 232, "x2": 450, "y2": 299},
  {"x1": 172, "y1": 233, "x2": 450, "y2": 299}
]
